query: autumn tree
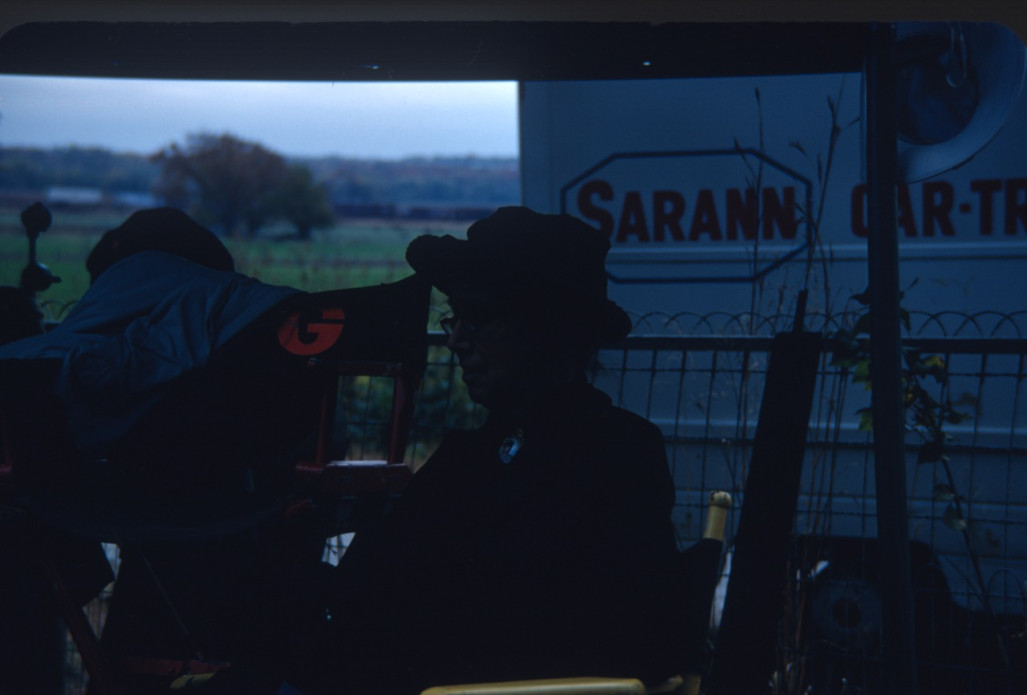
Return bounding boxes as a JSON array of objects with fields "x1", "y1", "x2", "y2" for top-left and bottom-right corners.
[
  {"x1": 151, "y1": 133, "x2": 287, "y2": 238},
  {"x1": 273, "y1": 164, "x2": 336, "y2": 240}
]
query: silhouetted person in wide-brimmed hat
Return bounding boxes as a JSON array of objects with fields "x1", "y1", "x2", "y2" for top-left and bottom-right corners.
[
  {"x1": 407, "y1": 205, "x2": 633, "y2": 413},
  {"x1": 289, "y1": 207, "x2": 681, "y2": 695}
]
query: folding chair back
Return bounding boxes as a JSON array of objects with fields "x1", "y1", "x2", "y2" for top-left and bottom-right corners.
[{"x1": 273, "y1": 273, "x2": 431, "y2": 467}]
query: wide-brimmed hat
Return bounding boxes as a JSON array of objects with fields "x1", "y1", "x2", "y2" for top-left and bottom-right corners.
[
  {"x1": 405, "y1": 206, "x2": 631, "y2": 343},
  {"x1": 86, "y1": 208, "x2": 235, "y2": 281}
]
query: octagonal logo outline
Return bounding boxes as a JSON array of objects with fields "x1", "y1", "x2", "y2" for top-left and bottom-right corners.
[{"x1": 559, "y1": 148, "x2": 814, "y2": 284}]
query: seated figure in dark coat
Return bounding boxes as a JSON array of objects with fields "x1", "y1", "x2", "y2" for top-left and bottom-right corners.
[
  {"x1": 289, "y1": 207, "x2": 681, "y2": 695},
  {"x1": 0, "y1": 208, "x2": 324, "y2": 692}
]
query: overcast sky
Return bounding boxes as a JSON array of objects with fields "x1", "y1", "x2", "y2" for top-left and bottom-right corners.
[{"x1": 0, "y1": 75, "x2": 519, "y2": 159}]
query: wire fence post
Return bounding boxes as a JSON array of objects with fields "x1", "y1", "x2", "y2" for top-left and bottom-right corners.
[{"x1": 865, "y1": 21, "x2": 920, "y2": 695}]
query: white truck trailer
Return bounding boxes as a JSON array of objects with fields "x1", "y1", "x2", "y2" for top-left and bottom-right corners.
[{"x1": 518, "y1": 21, "x2": 1027, "y2": 637}]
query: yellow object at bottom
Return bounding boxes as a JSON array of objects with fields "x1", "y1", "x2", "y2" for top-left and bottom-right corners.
[
  {"x1": 421, "y1": 676, "x2": 647, "y2": 695},
  {"x1": 169, "y1": 672, "x2": 216, "y2": 690}
]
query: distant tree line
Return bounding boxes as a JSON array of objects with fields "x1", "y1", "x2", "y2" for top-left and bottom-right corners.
[
  {"x1": 0, "y1": 135, "x2": 520, "y2": 239},
  {"x1": 0, "y1": 145, "x2": 156, "y2": 191}
]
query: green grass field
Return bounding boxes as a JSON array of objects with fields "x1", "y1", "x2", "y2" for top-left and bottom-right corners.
[{"x1": 1, "y1": 208, "x2": 466, "y2": 320}]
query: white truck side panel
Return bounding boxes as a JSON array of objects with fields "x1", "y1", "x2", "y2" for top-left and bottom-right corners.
[{"x1": 521, "y1": 73, "x2": 1027, "y2": 322}]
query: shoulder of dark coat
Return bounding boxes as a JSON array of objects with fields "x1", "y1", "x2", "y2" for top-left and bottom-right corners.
[{"x1": 593, "y1": 402, "x2": 666, "y2": 446}]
